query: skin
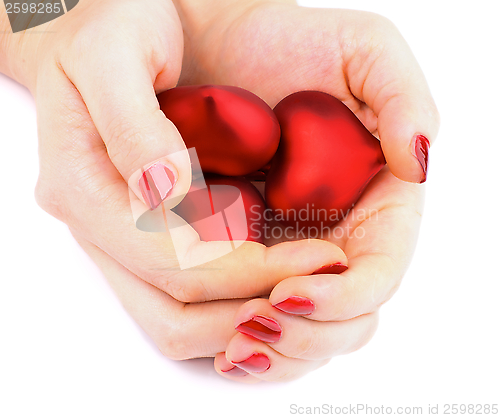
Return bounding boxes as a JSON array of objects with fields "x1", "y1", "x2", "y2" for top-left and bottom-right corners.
[{"x1": 0, "y1": 0, "x2": 439, "y2": 383}]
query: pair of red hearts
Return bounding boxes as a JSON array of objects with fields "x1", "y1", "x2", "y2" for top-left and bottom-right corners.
[{"x1": 158, "y1": 85, "x2": 386, "y2": 244}]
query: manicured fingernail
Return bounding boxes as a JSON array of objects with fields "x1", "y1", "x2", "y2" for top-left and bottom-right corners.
[
  {"x1": 138, "y1": 162, "x2": 176, "y2": 210},
  {"x1": 312, "y1": 262, "x2": 348, "y2": 275},
  {"x1": 235, "y1": 315, "x2": 282, "y2": 343},
  {"x1": 221, "y1": 366, "x2": 249, "y2": 377},
  {"x1": 232, "y1": 352, "x2": 270, "y2": 373},
  {"x1": 413, "y1": 134, "x2": 430, "y2": 183},
  {"x1": 273, "y1": 296, "x2": 315, "y2": 315}
]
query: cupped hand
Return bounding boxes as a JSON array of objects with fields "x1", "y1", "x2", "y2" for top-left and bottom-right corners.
[
  {"x1": 216, "y1": 169, "x2": 423, "y2": 382},
  {"x1": 173, "y1": 0, "x2": 438, "y2": 382},
  {"x1": 3, "y1": 0, "x2": 346, "y2": 359}
]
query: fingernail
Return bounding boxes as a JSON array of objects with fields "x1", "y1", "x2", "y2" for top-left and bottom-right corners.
[
  {"x1": 221, "y1": 366, "x2": 249, "y2": 377},
  {"x1": 138, "y1": 162, "x2": 176, "y2": 210},
  {"x1": 273, "y1": 296, "x2": 315, "y2": 315},
  {"x1": 232, "y1": 352, "x2": 270, "y2": 373},
  {"x1": 235, "y1": 315, "x2": 282, "y2": 343},
  {"x1": 413, "y1": 134, "x2": 430, "y2": 183},
  {"x1": 312, "y1": 262, "x2": 348, "y2": 275}
]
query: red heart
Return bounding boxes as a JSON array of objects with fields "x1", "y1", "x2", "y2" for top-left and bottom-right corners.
[
  {"x1": 172, "y1": 175, "x2": 267, "y2": 244},
  {"x1": 266, "y1": 91, "x2": 386, "y2": 230},
  {"x1": 158, "y1": 85, "x2": 280, "y2": 176}
]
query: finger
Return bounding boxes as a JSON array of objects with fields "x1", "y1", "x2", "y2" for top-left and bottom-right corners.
[
  {"x1": 35, "y1": 62, "x2": 348, "y2": 304},
  {"x1": 269, "y1": 169, "x2": 424, "y2": 321},
  {"x1": 57, "y1": 0, "x2": 192, "y2": 208},
  {"x1": 342, "y1": 12, "x2": 440, "y2": 183},
  {"x1": 214, "y1": 353, "x2": 260, "y2": 383},
  {"x1": 71, "y1": 230, "x2": 244, "y2": 360},
  {"x1": 233, "y1": 299, "x2": 378, "y2": 360},
  {"x1": 222, "y1": 333, "x2": 329, "y2": 383}
]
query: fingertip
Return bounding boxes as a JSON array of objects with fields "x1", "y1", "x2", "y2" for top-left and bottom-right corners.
[
  {"x1": 311, "y1": 262, "x2": 348, "y2": 275},
  {"x1": 215, "y1": 353, "x2": 262, "y2": 383},
  {"x1": 268, "y1": 268, "x2": 346, "y2": 319},
  {"x1": 267, "y1": 238, "x2": 348, "y2": 276},
  {"x1": 267, "y1": 245, "x2": 349, "y2": 316},
  {"x1": 127, "y1": 149, "x2": 192, "y2": 212},
  {"x1": 384, "y1": 132, "x2": 431, "y2": 184},
  {"x1": 375, "y1": 88, "x2": 439, "y2": 184},
  {"x1": 272, "y1": 295, "x2": 316, "y2": 316}
]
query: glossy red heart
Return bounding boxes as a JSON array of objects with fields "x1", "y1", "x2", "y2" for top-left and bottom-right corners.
[
  {"x1": 266, "y1": 91, "x2": 386, "y2": 230},
  {"x1": 158, "y1": 85, "x2": 280, "y2": 176},
  {"x1": 172, "y1": 175, "x2": 267, "y2": 243}
]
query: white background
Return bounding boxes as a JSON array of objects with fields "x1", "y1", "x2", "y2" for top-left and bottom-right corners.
[{"x1": 1, "y1": 1, "x2": 499, "y2": 417}]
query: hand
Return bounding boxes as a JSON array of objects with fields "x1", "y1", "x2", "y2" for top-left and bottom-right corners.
[
  {"x1": 172, "y1": 0, "x2": 439, "y2": 381},
  {"x1": 0, "y1": 0, "x2": 346, "y2": 359},
  {"x1": 217, "y1": 169, "x2": 423, "y2": 382}
]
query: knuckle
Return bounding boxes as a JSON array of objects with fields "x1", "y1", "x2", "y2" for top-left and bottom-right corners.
[
  {"x1": 68, "y1": 24, "x2": 116, "y2": 68},
  {"x1": 145, "y1": 270, "x2": 207, "y2": 303},
  {"x1": 312, "y1": 274, "x2": 354, "y2": 320},
  {"x1": 291, "y1": 331, "x2": 318, "y2": 360},
  {"x1": 386, "y1": 277, "x2": 403, "y2": 303},
  {"x1": 103, "y1": 115, "x2": 145, "y2": 164},
  {"x1": 34, "y1": 178, "x2": 67, "y2": 221},
  {"x1": 168, "y1": 280, "x2": 207, "y2": 303},
  {"x1": 70, "y1": 12, "x2": 131, "y2": 54},
  {"x1": 365, "y1": 12, "x2": 399, "y2": 35},
  {"x1": 353, "y1": 12, "x2": 402, "y2": 55},
  {"x1": 103, "y1": 109, "x2": 161, "y2": 172},
  {"x1": 157, "y1": 324, "x2": 193, "y2": 361},
  {"x1": 327, "y1": 276, "x2": 358, "y2": 320},
  {"x1": 351, "y1": 314, "x2": 379, "y2": 353}
]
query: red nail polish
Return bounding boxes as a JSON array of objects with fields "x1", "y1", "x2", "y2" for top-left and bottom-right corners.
[
  {"x1": 312, "y1": 262, "x2": 348, "y2": 275},
  {"x1": 138, "y1": 162, "x2": 176, "y2": 210},
  {"x1": 235, "y1": 315, "x2": 282, "y2": 343},
  {"x1": 414, "y1": 135, "x2": 430, "y2": 183},
  {"x1": 273, "y1": 296, "x2": 315, "y2": 315},
  {"x1": 233, "y1": 352, "x2": 270, "y2": 373},
  {"x1": 221, "y1": 366, "x2": 249, "y2": 377}
]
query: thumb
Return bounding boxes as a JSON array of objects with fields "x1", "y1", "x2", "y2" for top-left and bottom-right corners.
[
  {"x1": 59, "y1": 25, "x2": 191, "y2": 209},
  {"x1": 376, "y1": 85, "x2": 439, "y2": 184},
  {"x1": 350, "y1": 18, "x2": 440, "y2": 184}
]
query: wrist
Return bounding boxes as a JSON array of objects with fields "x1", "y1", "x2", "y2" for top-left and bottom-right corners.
[
  {"x1": 0, "y1": 10, "x2": 49, "y2": 92},
  {"x1": 0, "y1": 10, "x2": 17, "y2": 80}
]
